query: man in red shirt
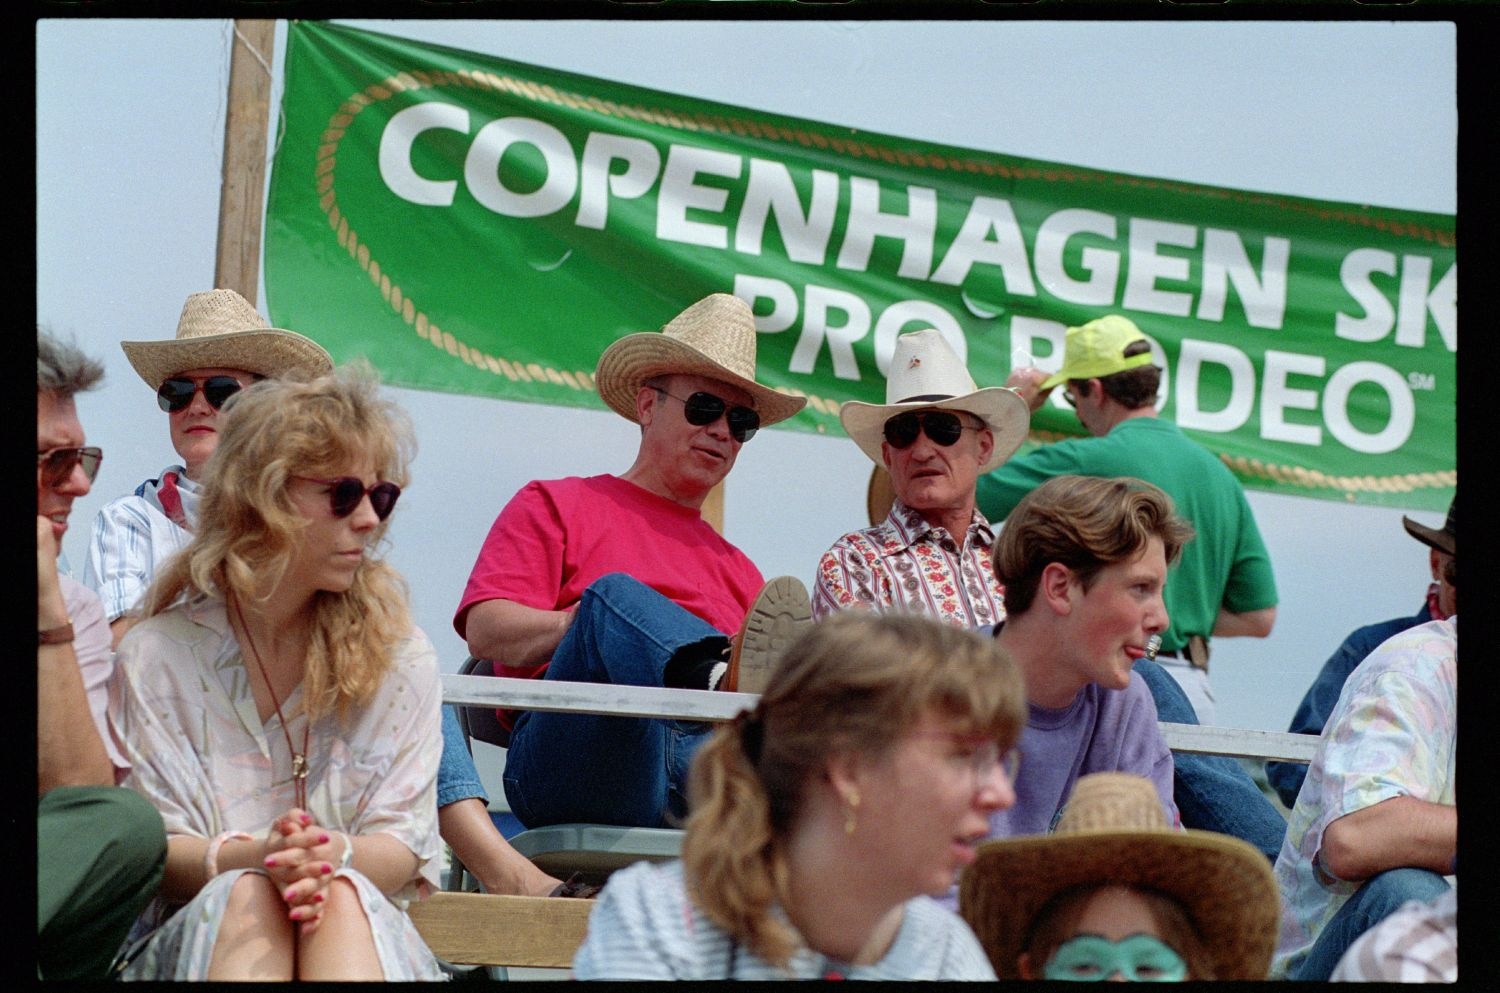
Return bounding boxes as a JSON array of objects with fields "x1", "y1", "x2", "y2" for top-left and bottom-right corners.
[{"x1": 454, "y1": 294, "x2": 810, "y2": 829}]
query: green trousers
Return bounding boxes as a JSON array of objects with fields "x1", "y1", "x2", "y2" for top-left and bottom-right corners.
[{"x1": 37, "y1": 786, "x2": 166, "y2": 980}]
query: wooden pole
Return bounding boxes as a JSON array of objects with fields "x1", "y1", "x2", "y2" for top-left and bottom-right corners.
[
  {"x1": 206, "y1": 20, "x2": 728, "y2": 536},
  {"x1": 214, "y1": 19, "x2": 276, "y2": 303}
]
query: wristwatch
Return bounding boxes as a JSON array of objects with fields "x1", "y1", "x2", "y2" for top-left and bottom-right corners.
[{"x1": 39, "y1": 621, "x2": 74, "y2": 645}]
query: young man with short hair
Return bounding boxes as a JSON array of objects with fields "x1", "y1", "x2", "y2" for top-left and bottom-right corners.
[{"x1": 981, "y1": 474, "x2": 1191, "y2": 839}]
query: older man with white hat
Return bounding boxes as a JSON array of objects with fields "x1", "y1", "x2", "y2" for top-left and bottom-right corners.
[
  {"x1": 452, "y1": 293, "x2": 812, "y2": 831},
  {"x1": 812, "y1": 328, "x2": 1029, "y2": 626}
]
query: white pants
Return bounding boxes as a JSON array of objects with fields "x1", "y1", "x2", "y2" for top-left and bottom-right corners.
[{"x1": 1155, "y1": 656, "x2": 1216, "y2": 726}]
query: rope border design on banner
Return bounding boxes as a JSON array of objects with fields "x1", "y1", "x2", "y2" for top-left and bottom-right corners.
[
  {"x1": 313, "y1": 69, "x2": 843, "y2": 422},
  {"x1": 310, "y1": 64, "x2": 1453, "y2": 487}
]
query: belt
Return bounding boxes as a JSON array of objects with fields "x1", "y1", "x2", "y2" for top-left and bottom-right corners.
[{"x1": 1153, "y1": 635, "x2": 1210, "y2": 673}]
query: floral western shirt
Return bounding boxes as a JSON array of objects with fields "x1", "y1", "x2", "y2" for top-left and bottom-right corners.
[{"x1": 811, "y1": 499, "x2": 1005, "y2": 629}]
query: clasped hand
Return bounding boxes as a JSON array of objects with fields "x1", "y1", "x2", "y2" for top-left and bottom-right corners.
[{"x1": 262, "y1": 808, "x2": 348, "y2": 932}]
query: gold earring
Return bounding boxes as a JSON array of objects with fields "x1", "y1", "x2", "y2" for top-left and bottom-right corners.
[{"x1": 844, "y1": 789, "x2": 860, "y2": 836}]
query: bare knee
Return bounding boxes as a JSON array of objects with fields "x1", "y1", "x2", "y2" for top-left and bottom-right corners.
[
  {"x1": 224, "y1": 871, "x2": 288, "y2": 922},
  {"x1": 207, "y1": 873, "x2": 294, "y2": 980},
  {"x1": 297, "y1": 877, "x2": 382, "y2": 980},
  {"x1": 322, "y1": 876, "x2": 368, "y2": 921}
]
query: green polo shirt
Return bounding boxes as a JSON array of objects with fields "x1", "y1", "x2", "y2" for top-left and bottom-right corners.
[{"x1": 976, "y1": 417, "x2": 1277, "y2": 653}]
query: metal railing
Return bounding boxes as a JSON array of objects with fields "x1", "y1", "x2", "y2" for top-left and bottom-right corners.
[{"x1": 442, "y1": 673, "x2": 1316, "y2": 764}]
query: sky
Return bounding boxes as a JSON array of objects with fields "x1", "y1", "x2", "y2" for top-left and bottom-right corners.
[{"x1": 35, "y1": 16, "x2": 1456, "y2": 736}]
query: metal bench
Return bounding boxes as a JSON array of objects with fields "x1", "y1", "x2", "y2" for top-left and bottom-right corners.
[
  {"x1": 432, "y1": 673, "x2": 1313, "y2": 975},
  {"x1": 442, "y1": 672, "x2": 1319, "y2": 764}
]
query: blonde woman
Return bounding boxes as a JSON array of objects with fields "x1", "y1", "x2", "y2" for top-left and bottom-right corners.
[
  {"x1": 574, "y1": 612, "x2": 1026, "y2": 979},
  {"x1": 108, "y1": 368, "x2": 444, "y2": 980}
]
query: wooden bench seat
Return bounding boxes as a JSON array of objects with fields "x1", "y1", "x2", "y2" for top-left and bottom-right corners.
[{"x1": 407, "y1": 892, "x2": 593, "y2": 970}]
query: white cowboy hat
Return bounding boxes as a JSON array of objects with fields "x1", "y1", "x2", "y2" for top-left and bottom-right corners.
[
  {"x1": 594, "y1": 293, "x2": 806, "y2": 427},
  {"x1": 121, "y1": 289, "x2": 333, "y2": 390},
  {"x1": 839, "y1": 328, "x2": 1029, "y2": 473}
]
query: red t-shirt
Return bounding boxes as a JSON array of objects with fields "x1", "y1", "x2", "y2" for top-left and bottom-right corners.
[{"x1": 454, "y1": 474, "x2": 765, "y2": 685}]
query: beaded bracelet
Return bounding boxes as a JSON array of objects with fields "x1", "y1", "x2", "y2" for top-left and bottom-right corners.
[{"x1": 204, "y1": 830, "x2": 254, "y2": 880}]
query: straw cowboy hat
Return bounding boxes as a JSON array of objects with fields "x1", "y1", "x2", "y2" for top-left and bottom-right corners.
[
  {"x1": 1402, "y1": 494, "x2": 1456, "y2": 557},
  {"x1": 839, "y1": 328, "x2": 1029, "y2": 473},
  {"x1": 594, "y1": 293, "x2": 806, "y2": 426},
  {"x1": 121, "y1": 289, "x2": 333, "y2": 390},
  {"x1": 959, "y1": 773, "x2": 1279, "y2": 981}
]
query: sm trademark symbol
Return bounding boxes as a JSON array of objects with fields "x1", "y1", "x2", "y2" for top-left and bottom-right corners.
[{"x1": 1407, "y1": 371, "x2": 1437, "y2": 391}]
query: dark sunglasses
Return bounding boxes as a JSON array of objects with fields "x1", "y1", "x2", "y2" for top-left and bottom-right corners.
[
  {"x1": 882, "y1": 410, "x2": 975, "y2": 449},
  {"x1": 157, "y1": 375, "x2": 246, "y2": 413},
  {"x1": 655, "y1": 388, "x2": 760, "y2": 443},
  {"x1": 38, "y1": 446, "x2": 103, "y2": 488},
  {"x1": 293, "y1": 475, "x2": 402, "y2": 521}
]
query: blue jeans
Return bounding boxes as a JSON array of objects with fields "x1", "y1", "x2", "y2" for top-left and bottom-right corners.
[
  {"x1": 437, "y1": 704, "x2": 487, "y2": 809},
  {"x1": 1290, "y1": 868, "x2": 1450, "y2": 980},
  {"x1": 502, "y1": 574, "x2": 726, "y2": 829},
  {"x1": 1133, "y1": 658, "x2": 1287, "y2": 861}
]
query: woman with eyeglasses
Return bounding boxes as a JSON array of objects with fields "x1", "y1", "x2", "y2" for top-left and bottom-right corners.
[
  {"x1": 108, "y1": 367, "x2": 445, "y2": 980},
  {"x1": 574, "y1": 611, "x2": 1026, "y2": 980},
  {"x1": 83, "y1": 289, "x2": 332, "y2": 648}
]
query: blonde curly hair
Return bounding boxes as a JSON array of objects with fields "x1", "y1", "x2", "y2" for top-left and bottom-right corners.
[{"x1": 141, "y1": 364, "x2": 415, "y2": 722}]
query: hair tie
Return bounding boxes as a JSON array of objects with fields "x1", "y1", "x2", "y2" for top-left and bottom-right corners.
[{"x1": 738, "y1": 708, "x2": 765, "y2": 764}]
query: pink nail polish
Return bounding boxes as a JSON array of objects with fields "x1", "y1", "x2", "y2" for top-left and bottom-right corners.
[
  {"x1": 300, "y1": 813, "x2": 311, "y2": 825},
  {"x1": 319, "y1": 834, "x2": 329, "y2": 844},
  {"x1": 289, "y1": 908, "x2": 302, "y2": 921},
  {"x1": 322, "y1": 863, "x2": 333, "y2": 875},
  {"x1": 264, "y1": 858, "x2": 276, "y2": 868},
  {"x1": 315, "y1": 892, "x2": 325, "y2": 903}
]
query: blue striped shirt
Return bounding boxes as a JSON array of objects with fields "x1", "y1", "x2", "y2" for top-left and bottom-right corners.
[
  {"x1": 573, "y1": 860, "x2": 996, "y2": 980},
  {"x1": 84, "y1": 466, "x2": 198, "y2": 621}
]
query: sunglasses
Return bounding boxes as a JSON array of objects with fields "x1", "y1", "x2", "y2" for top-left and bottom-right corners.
[
  {"x1": 882, "y1": 410, "x2": 976, "y2": 449},
  {"x1": 156, "y1": 375, "x2": 246, "y2": 413},
  {"x1": 655, "y1": 388, "x2": 760, "y2": 443},
  {"x1": 293, "y1": 475, "x2": 402, "y2": 521},
  {"x1": 38, "y1": 446, "x2": 103, "y2": 488}
]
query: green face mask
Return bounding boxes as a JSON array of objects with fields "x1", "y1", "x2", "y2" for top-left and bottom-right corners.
[{"x1": 1042, "y1": 933, "x2": 1188, "y2": 982}]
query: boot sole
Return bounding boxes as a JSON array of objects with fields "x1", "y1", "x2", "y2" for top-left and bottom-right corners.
[{"x1": 729, "y1": 576, "x2": 812, "y2": 695}]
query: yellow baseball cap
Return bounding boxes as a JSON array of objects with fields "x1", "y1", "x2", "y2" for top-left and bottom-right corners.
[{"x1": 1040, "y1": 315, "x2": 1155, "y2": 390}]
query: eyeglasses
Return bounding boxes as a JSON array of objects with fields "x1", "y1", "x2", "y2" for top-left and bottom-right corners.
[
  {"x1": 654, "y1": 388, "x2": 760, "y2": 443},
  {"x1": 38, "y1": 446, "x2": 103, "y2": 488},
  {"x1": 1061, "y1": 387, "x2": 1078, "y2": 408},
  {"x1": 882, "y1": 410, "x2": 977, "y2": 449},
  {"x1": 156, "y1": 375, "x2": 246, "y2": 413},
  {"x1": 914, "y1": 732, "x2": 1021, "y2": 785},
  {"x1": 292, "y1": 475, "x2": 402, "y2": 521}
]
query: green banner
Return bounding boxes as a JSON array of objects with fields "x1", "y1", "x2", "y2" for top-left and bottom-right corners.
[{"x1": 265, "y1": 21, "x2": 1455, "y2": 511}]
